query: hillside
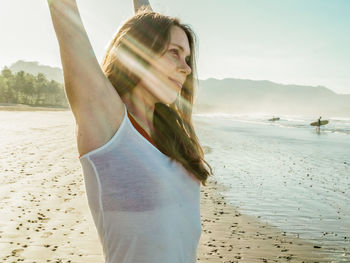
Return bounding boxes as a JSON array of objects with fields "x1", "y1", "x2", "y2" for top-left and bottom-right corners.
[
  {"x1": 6, "y1": 61, "x2": 350, "y2": 117},
  {"x1": 9, "y1": 60, "x2": 63, "y2": 83},
  {"x1": 194, "y1": 78, "x2": 350, "y2": 117}
]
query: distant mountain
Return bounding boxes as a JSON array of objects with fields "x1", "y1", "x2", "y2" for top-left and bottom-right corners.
[
  {"x1": 194, "y1": 78, "x2": 350, "y2": 117},
  {"x1": 9, "y1": 60, "x2": 63, "y2": 83},
  {"x1": 7, "y1": 61, "x2": 349, "y2": 117}
]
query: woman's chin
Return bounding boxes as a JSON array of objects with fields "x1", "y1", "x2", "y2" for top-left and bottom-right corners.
[
  {"x1": 156, "y1": 89, "x2": 179, "y2": 105},
  {"x1": 160, "y1": 96, "x2": 177, "y2": 106}
]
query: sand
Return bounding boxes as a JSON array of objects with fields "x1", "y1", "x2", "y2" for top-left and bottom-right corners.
[
  {"x1": 197, "y1": 177, "x2": 332, "y2": 262},
  {"x1": 0, "y1": 108, "x2": 332, "y2": 262}
]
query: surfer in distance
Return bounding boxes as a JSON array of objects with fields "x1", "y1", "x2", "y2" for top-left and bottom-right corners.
[
  {"x1": 310, "y1": 116, "x2": 329, "y2": 134},
  {"x1": 316, "y1": 116, "x2": 321, "y2": 133},
  {"x1": 268, "y1": 116, "x2": 280, "y2": 122}
]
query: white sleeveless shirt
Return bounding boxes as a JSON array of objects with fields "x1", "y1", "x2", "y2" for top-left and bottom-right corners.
[{"x1": 79, "y1": 103, "x2": 202, "y2": 263}]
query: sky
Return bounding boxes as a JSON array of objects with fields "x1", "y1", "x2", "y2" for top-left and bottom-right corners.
[{"x1": 1, "y1": 0, "x2": 349, "y2": 94}]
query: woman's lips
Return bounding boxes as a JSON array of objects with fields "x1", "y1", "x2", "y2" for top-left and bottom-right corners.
[{"x1": 168, "y1": 77, "x2": 182, "y2": 89}]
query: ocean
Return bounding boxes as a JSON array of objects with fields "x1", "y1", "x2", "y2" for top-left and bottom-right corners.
[{"x1": 194, "y1": 113, "x2": 350, "y2": 261}]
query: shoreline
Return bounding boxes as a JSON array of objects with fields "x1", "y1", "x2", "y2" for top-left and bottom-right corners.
[
  {"x1": 197, "y1": 177, "x2": 331, "y2": 262},
  {"x1": 0, "y1": 103, "x2": 69, "y2": 111}
]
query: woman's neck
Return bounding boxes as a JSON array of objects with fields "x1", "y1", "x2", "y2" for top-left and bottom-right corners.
[{"x1": 122, "y1": 83, "x2": 156, "y2": 136}]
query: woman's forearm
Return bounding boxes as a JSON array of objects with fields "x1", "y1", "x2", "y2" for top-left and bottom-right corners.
[
  {"x1": 133, "y1": 0, "x2": 153, "y2": 13},
  {"x1": 47, "y1": 0, "x2": 94, "y2": 60},
  {"x1": 47, "y1": 0, "x2": 107, "y2": 112}
]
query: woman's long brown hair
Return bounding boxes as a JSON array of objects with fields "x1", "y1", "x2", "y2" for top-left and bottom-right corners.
[{"x1": 101, "y1": 10, "x2": 213, "y2": 186}]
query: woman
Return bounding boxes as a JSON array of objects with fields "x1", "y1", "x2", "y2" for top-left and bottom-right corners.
[{"x1": 47, "y1": 0, "x2": 213, "y2": 262}]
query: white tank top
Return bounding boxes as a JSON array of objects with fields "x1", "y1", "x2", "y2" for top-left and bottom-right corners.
[{"x1": 79, "y1": 103, "x2": 202, "y2": 263}]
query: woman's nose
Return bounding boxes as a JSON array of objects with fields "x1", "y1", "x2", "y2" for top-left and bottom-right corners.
[{"x1": 179, "y1": 59, "x2": 191, "y2": 76}]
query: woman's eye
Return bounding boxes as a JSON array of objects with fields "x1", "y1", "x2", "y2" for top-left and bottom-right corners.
[{"x1": 170, "y1": 49, "x2": 179, "y2": 56}]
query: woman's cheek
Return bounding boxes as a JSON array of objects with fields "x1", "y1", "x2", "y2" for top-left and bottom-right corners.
[{"x1": 157, "y1": 56, "x2": 176, "y2": 76}]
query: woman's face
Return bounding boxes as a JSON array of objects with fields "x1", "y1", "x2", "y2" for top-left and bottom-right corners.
[{"x1": 140, "y1": 25, "x2": 192, "y2": 105}]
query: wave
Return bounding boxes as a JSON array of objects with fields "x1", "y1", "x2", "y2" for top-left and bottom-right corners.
[{"x1": 194, "y1": 113, "x2": 350, "y2": 135}]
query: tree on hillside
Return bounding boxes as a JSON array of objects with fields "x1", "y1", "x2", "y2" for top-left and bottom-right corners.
[
  {"x1": 35, "y1": 73, "x2": 49, "y2": 105},
  {"x1": 0, "y1": 67, "x2": 15, "y2": 103},
  {"x1": 0, "y1": 67, "x2": 68, "y2": 107}
]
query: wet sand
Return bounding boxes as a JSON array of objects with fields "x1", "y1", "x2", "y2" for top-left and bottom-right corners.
[
  {"x1": 0, "y1": 109, "x2": 331, "y2": 262},
  {"x1": 197, "y1": 174, "x2": 331, "y2": 262}
]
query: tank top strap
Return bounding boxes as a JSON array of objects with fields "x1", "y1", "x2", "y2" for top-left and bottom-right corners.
[{"x1": 127, "y1": 111, "x2": 157, "y2": 148}]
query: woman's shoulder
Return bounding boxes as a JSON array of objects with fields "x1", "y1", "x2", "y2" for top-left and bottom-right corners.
[{"x1": 77, "y1": 102, "x2": 126, "y2": 158}]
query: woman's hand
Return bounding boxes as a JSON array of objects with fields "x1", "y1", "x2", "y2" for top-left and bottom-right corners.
[
  {"x1": 133, "y1": 0, "x2": 153, "y2": 13},
  {"x1": 47, "y1": 0, "x2": 69, "y2": 7}
]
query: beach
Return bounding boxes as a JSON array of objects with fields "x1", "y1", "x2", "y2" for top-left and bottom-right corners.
[
  {"x1": 0, "y1": 104, "x2": 69, "y2": 112},
  {"x1": 194, "y1": 113, "x2": 350, "y2": 262},
  {"x1": 0, "y1": 107, "x2": 346, "y2": 262}
]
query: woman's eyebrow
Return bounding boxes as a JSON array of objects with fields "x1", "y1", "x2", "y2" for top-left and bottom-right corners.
[{"x1": 170, "y1": 43, "x2": 190, "y2": 57}]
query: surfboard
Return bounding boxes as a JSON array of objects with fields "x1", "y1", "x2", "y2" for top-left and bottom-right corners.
[
  {"x1": 269, "y1": 117, "x2": 280, "y2": 121},
  {"x1": 310, "y1": 120, "x2": 329, "y2": 126}
]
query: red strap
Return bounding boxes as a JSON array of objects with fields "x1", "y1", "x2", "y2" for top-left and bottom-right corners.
[
  {"x1": 77, "y1": 112, "x2": 157, "y2": 159},
  {"x1": 127, "y1": 111, "x2": 157, "y2": 147}
]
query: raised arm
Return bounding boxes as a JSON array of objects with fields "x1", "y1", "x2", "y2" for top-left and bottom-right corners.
[
  {"x1": 47, "y1": 0, "x2": 125, "y2": 156},
  {"x1": 47, "y1": 0, "x2": 123, "y2": 120},
  {"x1": 133, "y1": 0, "x2": 153, "y2": 13}
]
